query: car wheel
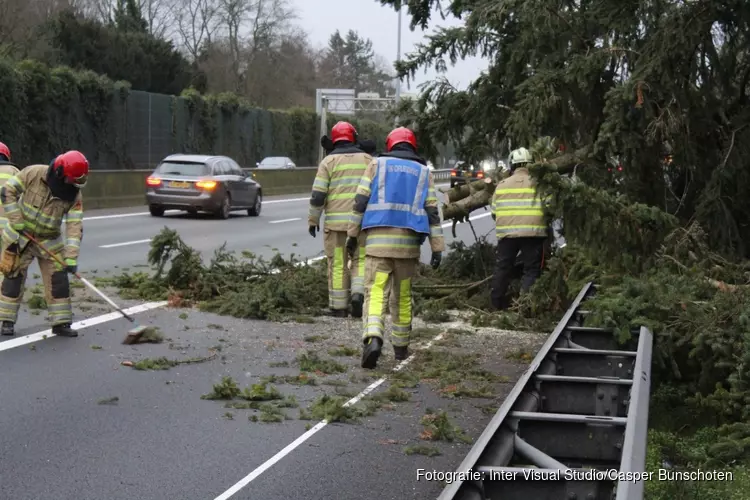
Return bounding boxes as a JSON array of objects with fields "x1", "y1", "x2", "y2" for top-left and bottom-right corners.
[
  {"x1": 186, "y1": 208, "x2": 198, "y2": 217},
  {"x1": 248, "y1": 191, "x2": 262, "y2": 216},
  {"x1": 216, "y1": 194, "x2": 231, "y2": 219},
  {"x1": 450, "y1": 180, "x2": 456, "y2": 188},
  {"x1": 149, "y1": 205, "x2": 165, "y2": 217}
]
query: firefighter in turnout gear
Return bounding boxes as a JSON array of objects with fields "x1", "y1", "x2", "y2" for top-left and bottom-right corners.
[
  {"x1": 347, "y1": 127, "x2": 444, "y2": 369},
  {"x1": 309, "y1": 121, "x2": 372, "y2": 318},
  {"x1": 0, "y1": 150, "x2": 88, "y2": 337},
  {"x1": 0, "y1": 143, "x2": 20, "y2": 221},
  {"x1": 489, "y1": 147, "x2": 548, "y2": 310}
]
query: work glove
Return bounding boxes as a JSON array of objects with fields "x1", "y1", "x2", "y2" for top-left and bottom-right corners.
[
  {"x1": 0, "y1": 243, "x2": 20, "y2": 275},
  {"x1": 430, "y1": 252, "x2": 442, "y2": 269},
  {"x1": 309, "y1": 225, "x2": 319, "y2": 238},
  {"x1": 64, "y1": 258, "x2": 77, "y2": 274},
  {"x1": 345, "y1": 237, "x2": 357, "y2": 258}
]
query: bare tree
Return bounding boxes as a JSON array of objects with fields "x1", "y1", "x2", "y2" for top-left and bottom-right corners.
[
  {"x1": 171, "y1": 0, "x2": 220, "y2": 61},
  {"x1": 138, "y1": 0, "x2": 174, "y2": 38},
  {"x1": 0, "y1": 0, "x2": 77, "y2": 57},
  {"x1": 73, "y1": 0, "x2": 173, "y2": 38}
]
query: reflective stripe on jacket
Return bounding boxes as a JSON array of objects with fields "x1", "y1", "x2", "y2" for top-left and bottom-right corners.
[
  {"x1": 491, "y1": 167, "x2": 547, "y2": 239},
  {"x1": 309, "y1": 148, "x2": 372, "y2": 231},
  {"x1": 348, "y1": 157, "x2": 444, "y2": 259},
  {"x1": 0, "y1": 164, "x2": 83, "y2": 260},
  {"x1": 361, "y1": 157, "x2": 430, "y2": 235},
  {"x1": 0, "y1": 164, "x2": 20, "y2": 222}
]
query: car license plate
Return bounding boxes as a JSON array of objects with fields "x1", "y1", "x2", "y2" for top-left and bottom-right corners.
[{"x1": 169, "y1": 181, "x2": 190, "y2": 188}]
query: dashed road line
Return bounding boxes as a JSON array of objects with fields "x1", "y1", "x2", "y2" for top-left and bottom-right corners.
[
  {"x1": 212, "y1": 330, "x2": 447, "y2": 500},
  {"x1": 83, "y1": 197, "x2": 310, "y2": 221},
  {"x1": 268, "y1": 218, "x2": 301, "y2": 224},
  {"x1": 0, "y1": 301, "x2": 168, "y2": 353},
  {"x1": 99, "y1": 238, "x2": 152, "y2": 248}
]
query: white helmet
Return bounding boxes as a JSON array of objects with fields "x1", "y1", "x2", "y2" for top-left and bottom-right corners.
[{"x1": 510, "y1": 147, "x2": 533, "y2": 165}]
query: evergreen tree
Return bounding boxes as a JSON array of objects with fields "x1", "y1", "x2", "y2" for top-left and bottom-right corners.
[
  {"x1": 112, "y1": 0, "x2": 149, "y2": 34},
  {"x1": 381, "y1": 0, "x2": 750, "y2": 258},
  {"x1": 47, "y1": 9, "x2": 195, "y2": 95},
  {"x1": 320, "y1": 29, "x2": 393, "y2": 96}
]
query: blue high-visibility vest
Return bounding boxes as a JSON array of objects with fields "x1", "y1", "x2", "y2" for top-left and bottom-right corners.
[{"x1": 361, "y1": 156, "x2": 430, "y2": 234}]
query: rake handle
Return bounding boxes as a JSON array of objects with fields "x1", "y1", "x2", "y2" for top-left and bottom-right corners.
[{"x1": 22, "y1": 232, "x2": 135, "y2": 323}]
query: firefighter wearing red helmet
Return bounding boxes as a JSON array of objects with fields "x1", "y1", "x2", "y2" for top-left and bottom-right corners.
[
  {"x1": 308, "y1": 121, "x2": 373, "y2": 318},
  {"x1": 0, "y1": 150, "x2": 88, "y2": 337},
  {"x1": 0, "y1": 142, "x2": 20, "y2": 229},
  {"x1": 346, "y1": 127, "x2": 445, "y2": 369}
]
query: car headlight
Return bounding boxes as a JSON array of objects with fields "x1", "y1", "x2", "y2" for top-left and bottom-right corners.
[{"x1": 481, "y1": 160, "x2": 493, "y2": 171}]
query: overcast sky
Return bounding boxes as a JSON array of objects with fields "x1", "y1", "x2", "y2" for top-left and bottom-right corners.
[{"x1": 291, "y1": 0, "x2": 489, "y2": 94}]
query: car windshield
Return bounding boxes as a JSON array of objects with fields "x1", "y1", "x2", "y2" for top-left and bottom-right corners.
[
  {"x1": 259, "y1": 157, "x2": 289, "y2": 168},
  {"x1": 155, "y1": 161, "x2": 210, "y2": 176}
]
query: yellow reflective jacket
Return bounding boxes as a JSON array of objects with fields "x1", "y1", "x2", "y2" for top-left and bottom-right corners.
[
  {"x1": 491, "y1": 167, "x2": 548, "y2": 239},
  {"x1": 1, "y1": 164, "x2": 83, "y2": 261},
  {"x1": 0, "y1": 163, "x2": 20, "y2": 221},
  {"x1": 309, "y1": 145, "x2": 372, "y2": 231}
]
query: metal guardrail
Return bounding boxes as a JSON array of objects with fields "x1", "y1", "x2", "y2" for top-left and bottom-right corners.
[
  {"x1": 432, "y1": 168, "x2": 453, "y2": 181},
  {"x1": 93, "y1": 166, "x2": 453, "y2": 179},
  {"x1": 437, "y1": 281, "x2": 653, "y2": 500}
]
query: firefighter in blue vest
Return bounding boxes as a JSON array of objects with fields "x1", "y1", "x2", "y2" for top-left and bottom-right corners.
[{"x1": 346, "y1": 127, "x2": 444, "y2": 369}]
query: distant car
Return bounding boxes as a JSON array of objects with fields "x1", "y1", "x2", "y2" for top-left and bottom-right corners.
[
  {"x1": 257, "y1": 156, "x2": 295, "y2": 169},
  {"x1": 450, "y1": 161, "x2": 486, "y2": 187},
  {"x1": 145, "y1": 154, "x2": 262, "y2": 219}
]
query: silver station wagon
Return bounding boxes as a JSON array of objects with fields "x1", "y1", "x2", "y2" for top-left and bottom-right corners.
[{"x1": 145, "y1": 154, "x2": 262, "y2": 218}]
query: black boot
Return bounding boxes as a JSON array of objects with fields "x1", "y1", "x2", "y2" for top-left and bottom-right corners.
[
  {"x1": 1, "y1": 321, "x2": 14, "y2": 336},
  {"x1": 361, "y1": 336, "x2": 382, "y2": 369},
  {"x1": 52, "y1": 323, "x2": 78, "y2": 337},
  {"x1": 394, "y1": 345, "x2": 409, "y2": 361},
  {"x1": 350, "y1": 294, "x2": 364, "y2": 318},
  {"x1": 329, "y1": 309, "x2": 348, "y2": 318}
]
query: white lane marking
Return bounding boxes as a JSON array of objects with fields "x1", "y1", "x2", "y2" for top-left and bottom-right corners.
[
  {"x1": 0, "y1": 255, "x2": 326, "y2": 353},
  {"x1": 82, "y1": 197, "x2": 310, "y2": 221},
  {"x1": 268, "y1": 218, "x2": 301, "y2": 224},
  {"x1": 96, "y1": 211, "x2": 486, "y2": 252},
  {"x1": 85, "y1": 210, "x2": 179, "y2": 221},
  {"x1": 0, "y1": 301, "x2": 168, "y2": 353},
  {"x1": 213, "y1": 215, "x2": 485, "y2": 497},
  {"x1": 213, "y1": 330, "x2": 447, "y2": 500},
  {"x1": 82, "y1": 185, "x2": 450, "y2": 222},
  {"x1": 99, "y1": 238, "x2": 152, "y2": 249},
  {"x1": 441, "y1": 212, "x2": 491, "y2": 228}
]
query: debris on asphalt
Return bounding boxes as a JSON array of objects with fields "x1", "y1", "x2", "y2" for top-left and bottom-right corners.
[
  {"x1": 404, "y1": 444, "x2": 441, "y2": 456},
  {"x1": 419, "y1": 410, "x2": 472, "y2": 443},
  {"x1": 97, "y1": 397, "x2": 119, "y2": 405},
  {"x1": 130, "y1": 351, "x2": 218, "y2": 371},
  {"x1": 134, "y1": 327, "x2": 164, "y2": 344}
]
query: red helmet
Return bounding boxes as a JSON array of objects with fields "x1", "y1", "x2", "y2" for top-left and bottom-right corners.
[
  {"x1": 0, "y1": 142, "x2": 10, "y2": 161},
  {"x1": 53, "y1": 150, "x2": 89, "y2": 188},
  {"x1": 386, "y1": 127, "x2": 417, "y2": 152},
  {"x1": 331, "y1": 121, "x2": 357, "y2": 143}
]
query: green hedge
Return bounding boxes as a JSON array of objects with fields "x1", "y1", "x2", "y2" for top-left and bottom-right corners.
[{"x1": 0, "y1": 57, "x2": 393, "y2": 170}]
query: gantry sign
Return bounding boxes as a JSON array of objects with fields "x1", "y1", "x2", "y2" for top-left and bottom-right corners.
[{"x1": 315, "y1": 89, "x2": 400, "y2": 163}]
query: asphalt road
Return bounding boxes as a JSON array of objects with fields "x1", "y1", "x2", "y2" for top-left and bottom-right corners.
[
  {"x1": 62, "y1": 185, "x2": 495, "y2": 273},
  {"x1": 0, "y1": 186, "x2": 509, "y2": 500}
]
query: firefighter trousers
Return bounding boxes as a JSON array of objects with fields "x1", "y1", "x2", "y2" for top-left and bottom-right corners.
[
  {"x1": 0, "y1": 242, "x2": 72, "y2": 325},
  {"x1": 323, "y1": 229, "x2": 366, "y2": 311},
  {"x1": 362, "y1": 255, "x2": 417, "y2": 347},
  {"x1": 491, "y1": 236, "x2": 545, "y2": 309}
]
